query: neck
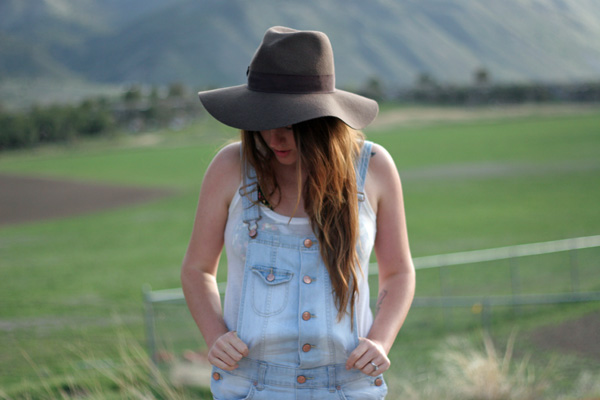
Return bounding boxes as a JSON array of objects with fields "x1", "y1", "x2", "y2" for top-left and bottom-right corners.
[
  {"x1": 270, "y1": 161, "x2": 309, "y2": 217},
  {"x1": 272, "y1": 160, "x2": 307, "y2": 187}
]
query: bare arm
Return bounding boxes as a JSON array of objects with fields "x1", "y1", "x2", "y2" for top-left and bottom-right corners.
[
  {"x1": 346, "y1": 143, "x2": 416, "y2": 375},
  {"x1": 180, "y1": 142, "x2": 248, "y2": 370}
]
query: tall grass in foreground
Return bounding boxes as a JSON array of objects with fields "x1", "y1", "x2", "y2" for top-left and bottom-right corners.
[
  {"x1": 1, "y1": 333, "x2": 210, "y2": 400},
  {"x1": 5, "y1": 332, "x2": 599, "y2": 400},
  {"x1": 398, "y1": 331, "x2": 600, "y2": 400}
]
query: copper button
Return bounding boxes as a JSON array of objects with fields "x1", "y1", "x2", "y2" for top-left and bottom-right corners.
[
  {"x1": 302, "y1": 311, "x2": 312, "y2": 321},
  {"x1": 302, "y1": 343, "x2": 312, "y2": 352},
  {"x1": 266, "y1": 273, "x2": 275, "y2": 282},
  {"x1": 374, "y1": 378, "x2": 383, "y2": 386},
  {"x1": 249, "y1": 229, "x2": 257, "y2": 238},
  {"x1": 303, "y1": 238, "x2": 313, "y2": 248},
  {"x1": 297, "y1": 375, "x2": 307, "y2": 384},
  {"x1": 303, "y1": 275, "x2": 312, "y2": 284},
  {"x1": 212, "y1": 372, "x2": 221, "y2": 381}
]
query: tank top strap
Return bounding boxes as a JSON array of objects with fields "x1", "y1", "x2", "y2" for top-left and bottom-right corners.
[
  {"x1": 240, "y1": 155, "x2": 261, "y2": 238},
  {"x1": 355, "y1": 140, "x2": 373, "y2": 199}
]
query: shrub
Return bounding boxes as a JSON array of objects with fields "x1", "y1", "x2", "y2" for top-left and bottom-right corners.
[{"x1": 0, "y1": 112, "x2": 36, "y2": 149}]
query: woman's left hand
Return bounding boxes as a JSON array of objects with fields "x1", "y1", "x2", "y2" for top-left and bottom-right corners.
[{"x1": 345, "y1": 337, "x2": 391, "y2": 376}]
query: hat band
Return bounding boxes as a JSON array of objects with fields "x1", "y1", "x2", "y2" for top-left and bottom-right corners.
[{"x1": 248, "y1": 70, "x2": 335, "y2": 94}]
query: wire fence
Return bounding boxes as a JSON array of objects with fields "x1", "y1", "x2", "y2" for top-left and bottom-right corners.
[{"x1": 143, "y1": 235, "x2": 600, "y2": 362}]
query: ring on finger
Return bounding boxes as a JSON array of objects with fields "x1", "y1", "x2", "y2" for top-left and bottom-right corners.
[{"x1": 370, "y1": 361, "x2": 379, "y2": 371}]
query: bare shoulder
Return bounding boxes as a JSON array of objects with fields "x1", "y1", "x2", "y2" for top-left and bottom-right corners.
[
  {"x1": 202, "y1": 141, "x2": 242, "y2": 206},
  {"x1": 367, "y1": 142, "x2": 400, "y2": 184},
  {"x1": 365, "y1": 142, "x2": 402, "y2": 212},
  {"x1": 211, "y1": 141, "x2": 241, "y2": 168}
]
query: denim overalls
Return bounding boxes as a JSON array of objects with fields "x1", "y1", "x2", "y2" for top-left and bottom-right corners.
[{"x1": 211, "y1": 141, "x2": 387, "y2": 399}]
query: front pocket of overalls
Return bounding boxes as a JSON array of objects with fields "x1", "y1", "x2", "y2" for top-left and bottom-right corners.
[
  {"x1": 338, "y1": 375, "x2": 388, "y2": 400},
  {"x1": 211, "y1": 367, "x2": 256, "y2": 400},
  {"x1": 250, "y1": 266, "x2": 293, "y2": 316}
]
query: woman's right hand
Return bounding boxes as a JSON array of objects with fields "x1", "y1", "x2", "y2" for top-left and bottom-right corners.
[{"x1": 207, "y1": 331, "x2": 249, "y2": 371}]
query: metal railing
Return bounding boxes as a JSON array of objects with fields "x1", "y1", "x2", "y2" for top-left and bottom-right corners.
[{"x1": 408, "y1": 234, "x2": 600, "y2": 302}]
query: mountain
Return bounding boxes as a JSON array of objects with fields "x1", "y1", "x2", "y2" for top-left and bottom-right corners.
[
  {"x1": 2, "y1": 0, "x2": 600, "y2": 99},
  {"x1": 0, "y1": 0, "x2": 185, "y2": 77}
]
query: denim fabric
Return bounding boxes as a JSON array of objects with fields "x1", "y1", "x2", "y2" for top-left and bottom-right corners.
[
  {"x1": 212, "y1": 141, "x2": 386, "y2": 399},
  {"x1": 211, "y1": 360, "x2": 387, "y2": 399}
]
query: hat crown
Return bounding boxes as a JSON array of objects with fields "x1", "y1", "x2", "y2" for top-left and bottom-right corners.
[{"x1": 250, "y1": 26, "x2": 335, "y2": 76}]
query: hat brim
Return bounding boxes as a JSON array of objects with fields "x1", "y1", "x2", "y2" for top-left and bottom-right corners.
[{"x1": 198, "y1": 85, "x2": 378, "y2": 131}]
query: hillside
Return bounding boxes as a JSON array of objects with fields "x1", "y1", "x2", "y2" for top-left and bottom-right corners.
[{"x1": 1, "y1": 0, "x2": 600, "y2": 102}]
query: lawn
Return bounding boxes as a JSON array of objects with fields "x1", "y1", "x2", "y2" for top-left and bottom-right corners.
[{"x1": 1, "y1": 105, "x2": 599, "y2": 398}]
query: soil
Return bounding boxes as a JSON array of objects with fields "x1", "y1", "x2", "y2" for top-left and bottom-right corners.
[
  {"x1": 0, "y1": 173, "x2": 174, "y2": 226},
  {"x1": 530, "y1": 311, "x2": 600, "y2": 360}
]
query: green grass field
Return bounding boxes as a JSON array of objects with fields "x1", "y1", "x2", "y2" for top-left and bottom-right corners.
[{"x1": 1, "y1": 105, "x2": 599, "y2": 398}]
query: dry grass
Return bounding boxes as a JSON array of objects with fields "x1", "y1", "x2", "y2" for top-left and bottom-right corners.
[
  {"x1": 5, "y1": 329, "x2": 600, "y2": 399},
  {"x1": 83, "y1": 333, "x2": 188, "y2": 400},
  {"x1": 2, "y1": 333, "x2": 208, "y2": 400},
  {"x1": 400, "y1": 331, "x2": 552, "y2": 400},
  {"x1": 439, "y1": 332, "x2": 547, "y2": 399}
]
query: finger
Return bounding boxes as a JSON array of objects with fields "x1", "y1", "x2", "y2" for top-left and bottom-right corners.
[
  {"x1": 218, "y1": 339, "x2": 244, "y2": 361},
  {"x1": 213, "y1": 347, "x2": 239, "y2": 366},
  {"x1": 359, "y1": 361, "x2": 378, "y2": 376},
  {"x1": 362, "y1": 357, "x2": 390, "y2": 376},
  {"x1": 351, "y1": 342, "x2": 391, "y2": 375},
  {"x1": 208, "y1": 352, "x2": 239, "y2": 371},
  {"x1": 346, "y1": 340, "x2": 369, "y2": 370},
  {"x1": 220, "y1": 334, "x2": 248, "y2": 362},
  {"x1": 365, "y1": 360, "x2": 385, "y2": 376},
  {"x1": 230, "y1": 332, "x2": 249, "y2": 357},
  {"x1": 351, "y1": 340, "x2": 379, "y2": 370},
  {"x1": 221, "y1": 347, "x2": 243, "y2": 363},
  {"x1": 214, "y1": 360, "x2": 238, "y2": 371},
  {"x1": 354, "y1": 347, "x2": 379, "y2": 371},
  {"x1": 209, "y1": 343, "x2": 239, "y2": 367},
  {"x1": 370, "y1": 358, "x2": 391, "y2": 375},
  {"x1": 208, "y1": 331, "x2": 247, "y2": 370},
  {"x1": 376, "y1": 358, "x2": 391, "y2": 374}
]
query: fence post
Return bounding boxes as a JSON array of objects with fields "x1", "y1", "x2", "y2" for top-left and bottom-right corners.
[
  {"x1": 439, "y1": 265, "x2": 453, "y2": 329},
  {"x1": 481, "y1": 298, "x2": 492, "y2": 332},
  {"x1": 142, "y1": 284, "x2": 158, "y2": 364},
  {"x1": 509, "y1": 257, "x2": 521, "y2": 300},
  {"x1": 569, "y1": 249, "x2": 580, "y2": 292}
]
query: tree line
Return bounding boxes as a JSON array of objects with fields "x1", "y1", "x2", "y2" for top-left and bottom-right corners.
[
  {"x1": 359, "y1": 69, "x2": 600, "y2": 105},
  {"x1": 0, "y1": 83, "x2": 200, "y2": 151},
  {"x1": 1, "y1": 78, "x2": 599, "y2": 151}
]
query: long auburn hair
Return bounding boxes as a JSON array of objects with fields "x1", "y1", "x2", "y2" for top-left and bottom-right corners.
[{"x1": 242, "y1": 117, "x2": 365, "y2": 323}]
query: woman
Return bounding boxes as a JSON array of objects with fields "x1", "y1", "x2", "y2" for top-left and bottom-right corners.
[{"x1": 181, "y1": 26, "x2": 415, "y2": 399}]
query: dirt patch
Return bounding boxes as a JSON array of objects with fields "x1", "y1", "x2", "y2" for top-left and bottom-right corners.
[
  {"x1": 0, "y1": 173, "x2": 174, "y2": 226},
  {"x1": 530, "y1": 311, "x2": 600, "y2": 360}
]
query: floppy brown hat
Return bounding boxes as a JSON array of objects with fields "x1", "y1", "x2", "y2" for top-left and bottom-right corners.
[{"x1": 198, "y1": 26, "x2": 379, "y2": 131}]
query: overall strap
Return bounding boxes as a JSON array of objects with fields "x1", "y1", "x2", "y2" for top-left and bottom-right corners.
[
  {"x1": 355, "y1": 140, "x2": 373, "y2": 201},
  {"x1": 240, "y1": 156, "x2": 261, "y2": 238}
]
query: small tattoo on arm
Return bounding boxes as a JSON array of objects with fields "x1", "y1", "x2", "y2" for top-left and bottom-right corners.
[
  {"x1": 370, "y1": 151, "x2": 377, "y2": 158},
  {"x1": 376, "y1": 290, "x2": 388, "y2": 314}
]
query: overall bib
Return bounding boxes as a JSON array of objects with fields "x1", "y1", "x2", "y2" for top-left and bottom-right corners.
[{"x1": 211, "y1": 141, "x2": 387, "y2": 399}]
